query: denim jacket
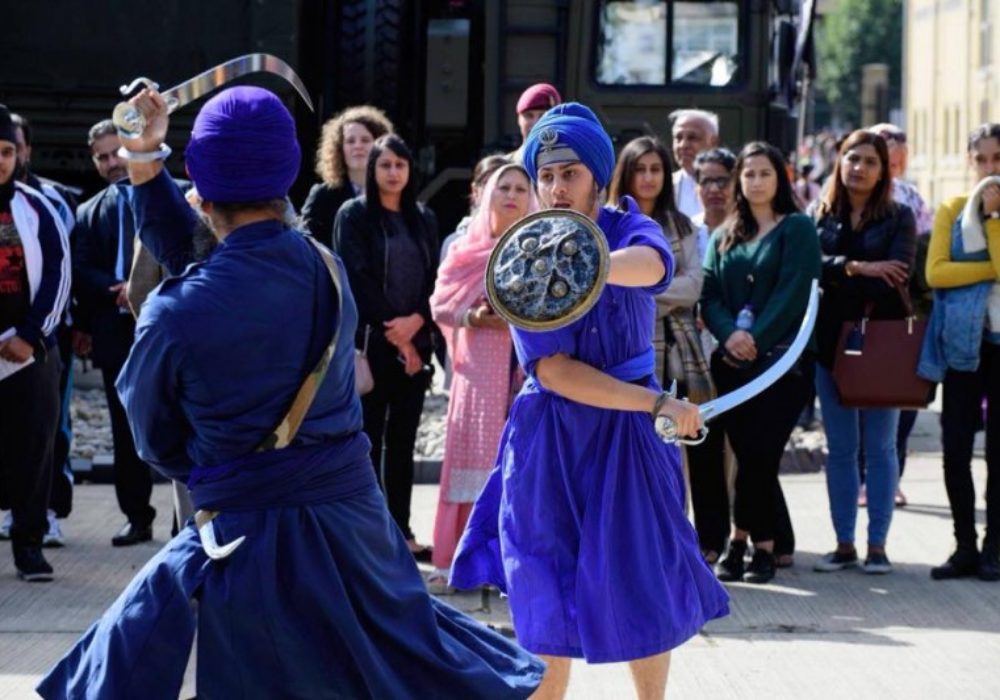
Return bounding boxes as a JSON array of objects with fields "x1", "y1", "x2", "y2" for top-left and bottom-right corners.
[{"x1": 918, "y1": 214, "x2": 995, "y2": 381}]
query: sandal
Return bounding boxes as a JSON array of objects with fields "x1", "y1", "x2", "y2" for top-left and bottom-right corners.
[{"x1": 426, "y1": 568, "x2": 452, "y2": 595}]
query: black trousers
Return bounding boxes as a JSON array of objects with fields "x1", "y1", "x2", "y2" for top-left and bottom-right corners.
[
  {"x1": 941, "y1": 342, "x2": 1000, "y2": 548},
  {"x1": 102, "y1": 361, "x2": 155, "y2": 528},
  {"x1": 49, "y1": 325, "x2": 74, "y2": 517},
  {"x1": 361, "y1": 344, "x2": 429, "y2": 541},
  {"x1": 713, "y1": 354, "x2": 812, "y2": 545},
  {"x1": 0, "y1": 346, "x2": 61, "y2": 545},
  {"x1": 686, "y1": 418, "x2": 730, "y2": 555}
]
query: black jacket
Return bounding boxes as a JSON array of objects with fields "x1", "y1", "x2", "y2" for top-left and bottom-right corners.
[
  {"x1": 73, "y1": 183, "x2": 136, "y2": 369},
  {"x1": 301, "y1": 182, "x2": 356, "y2": 248},
  {"x1": 333, "y1": 196, "x2": 439, "y2": 360},
  {"x1": 813, "y1": 203, "x2": 917, "y2": 367}
]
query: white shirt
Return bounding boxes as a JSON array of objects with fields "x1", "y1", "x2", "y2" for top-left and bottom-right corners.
[{"x1": 672, "y1": 169, "x2": 704, "y2": 221}]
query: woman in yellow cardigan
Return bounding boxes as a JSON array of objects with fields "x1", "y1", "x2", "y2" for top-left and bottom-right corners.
[{"x1": 923, "y1": 123, "x2": 1000, "y2": 582}]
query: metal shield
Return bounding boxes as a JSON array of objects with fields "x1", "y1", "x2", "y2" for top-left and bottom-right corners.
[{"x1": 486, "y1": 209, "x2": 610, "y2": 331}]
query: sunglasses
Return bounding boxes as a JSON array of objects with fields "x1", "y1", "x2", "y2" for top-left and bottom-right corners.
[{"x1": 698, "y1": 175, "x2": 732, "y2": 190}]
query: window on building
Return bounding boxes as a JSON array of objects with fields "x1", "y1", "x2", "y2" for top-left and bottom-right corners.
[{"x1": 595, "y1": 0, "x2": 741, "y2": 87}]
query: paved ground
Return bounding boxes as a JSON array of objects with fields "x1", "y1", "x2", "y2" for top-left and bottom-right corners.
[{"x1": 1, "y1": 429, "x2": 998, "y2": 698}]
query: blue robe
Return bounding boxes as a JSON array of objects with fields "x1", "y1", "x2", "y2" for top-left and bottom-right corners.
[
  {"x1": 37, "y1": 171, "x2": 543, "y2": 699},
  {"x1": 451, "y1": 202, "x2": 730, "y2": 663}
]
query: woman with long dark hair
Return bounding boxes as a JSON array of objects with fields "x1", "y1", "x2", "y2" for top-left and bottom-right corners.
[
  {"x1": 809, "y1": 130, "x2": 915, "y2": 575},
  {"x1": 302, "y1": 105, "x2": 394, "y2": 247},
  {"x1": 701, "y1": 141, "x2": 821, "y2": 584},
  {"x1": 334, "y1": 134, "x2": 439, "y2": 560},
  {"x1": 608, "y1": 136, "x2": 729, "y2": 563}
]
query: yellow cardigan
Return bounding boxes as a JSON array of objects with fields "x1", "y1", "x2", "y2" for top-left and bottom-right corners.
[{"x1": 926, "y1": 195, "x2": 1000, "y2": 288}]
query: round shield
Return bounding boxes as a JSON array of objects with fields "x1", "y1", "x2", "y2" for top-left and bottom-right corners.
[{"x1": 486, "y1": 209, "x2": 610, "y2": 331}]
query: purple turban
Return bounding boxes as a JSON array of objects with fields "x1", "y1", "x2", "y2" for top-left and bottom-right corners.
[
  {"x1": 522, "y1": 102, "x2": 615, "y2": 189},
  {"x1": 184, "y1": 86, "x2": 301, "y2": 203}
]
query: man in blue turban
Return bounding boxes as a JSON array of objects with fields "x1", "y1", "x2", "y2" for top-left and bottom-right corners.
[
  {"x1": 451, "y1": 102, "x2": 728, "y2": 698},
  {"x1": 37, "y1": 86, "x2": 544, "y2": 698}
]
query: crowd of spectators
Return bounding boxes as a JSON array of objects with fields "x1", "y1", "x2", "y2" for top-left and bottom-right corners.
[{"x1": 1, "y1": 84, "x2": 997, "y2": 589}]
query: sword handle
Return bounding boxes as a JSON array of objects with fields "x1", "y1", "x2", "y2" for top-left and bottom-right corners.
[
  {"x1": 654, "y1": 414, "x2": 709, "y2": 446},
  {"x1": 112, "y1": 101, "x2": 145, "y2": 139}
]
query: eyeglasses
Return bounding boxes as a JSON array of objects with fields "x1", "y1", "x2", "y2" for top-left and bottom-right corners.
[{"x1": 698, "y1": 175, "x2": 732, "y2": 190}]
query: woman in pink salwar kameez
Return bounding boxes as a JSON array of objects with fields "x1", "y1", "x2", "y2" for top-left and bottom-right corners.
[{"x1": 428, "y1": 164, "x2": 538, "y2": 587}]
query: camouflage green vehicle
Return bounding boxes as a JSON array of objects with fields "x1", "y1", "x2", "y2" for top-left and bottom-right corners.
[{"x1": 0, "y1": 0, "x2": 813, "y2": 230}]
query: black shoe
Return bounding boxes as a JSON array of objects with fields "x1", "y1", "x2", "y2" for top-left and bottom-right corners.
[
  {"x1": 715, "y1": 540, "x2": 748, "y2": 582},
  {"x1": 979, "y1": 541, "x2": 1000, "y2": 582},
  {"x1": 111, "y1": 521, "x2": 153, "y2": 547},
  {"x1": 930, "y1": 546, "x2": 979, "y2": 580},
  {"x1": 743, "y1": 548, "x2": 777, "y2": 584},
  {"x1": 13, "y1": 545, "x2": 54, "y2": 582}
]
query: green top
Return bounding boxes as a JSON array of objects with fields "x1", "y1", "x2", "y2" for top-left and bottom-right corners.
[{"x1": 700, "y1": 212, "x2": 822, "y2": 355}]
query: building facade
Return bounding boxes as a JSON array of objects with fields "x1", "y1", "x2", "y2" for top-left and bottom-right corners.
[{"x1": 906, "y1": 0, "x2": 998, "y2": 205}]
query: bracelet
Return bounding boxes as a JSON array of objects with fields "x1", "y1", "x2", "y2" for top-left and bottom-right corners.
[
  {"x1": 845, "y1": 260, "x2": 857, "y2": 277},
  {"x1": 651, "y1": 391, "x2": 671, "y2": 420},
  {"x1": 461, "y1": 308, "x2": 474, "y2": 327},
  {"x1": 117, "y1": 144, "x2": 172, "y2": 162}
]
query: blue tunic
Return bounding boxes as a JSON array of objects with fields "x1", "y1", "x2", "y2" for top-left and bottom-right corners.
[
  {"x1": 37, "y1": 171, "x2": 543, "y2": 699},
  {"x1": 451, "y1": 203, "x2": 730, "y2": 663}
]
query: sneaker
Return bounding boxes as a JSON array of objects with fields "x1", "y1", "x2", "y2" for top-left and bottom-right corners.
[
  {"x1": 13, "y1": 545, "x2": 54, "y2": 582},
  {"x1": 43, "y1": 510, "x2": 65, "y2": 548},
  {"x1": 930, "y1": 547, "x2": 979, "y2": 580},
  {"x1": 743, "y1": 549, "x2": 777, "y2": 584},
  {"x1": 0, "y1": 512, "x2": 11, "y2": 540},
  {"x1": 814, "y1": 549, "x2": 859, "y2": 572},
  {"x1": 715, "y1": 539, "x2": 748, "y2": 582},
  {"x1": 862, "y1": 551, "x2": 893, "y2": 574}
]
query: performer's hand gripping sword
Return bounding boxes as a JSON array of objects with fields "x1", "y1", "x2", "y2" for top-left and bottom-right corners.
[
  {"x1": 112, "y1": 53, "x2": 314, "y2": 139},
  {"x1": 112, "y1": 54, "x2": 313, "y2": 560},
  {"x1": 656, "y1": 279, "x2": 821, "y2": 445}
]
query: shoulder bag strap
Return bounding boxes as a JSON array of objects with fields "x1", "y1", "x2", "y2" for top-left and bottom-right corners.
[{"x1": 257, "y1": 238, "x2": 344, "y2": 452}]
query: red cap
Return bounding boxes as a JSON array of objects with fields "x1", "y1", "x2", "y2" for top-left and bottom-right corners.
[{"x1": 516, "y1": 83, "x2": 562, "y2": 115}]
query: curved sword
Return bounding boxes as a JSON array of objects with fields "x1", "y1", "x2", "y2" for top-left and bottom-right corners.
[
  {"x1": 112, "y1": 53, "x2": 313, "y2": 139},
  {"x1": 656, "y1": 278, "x2": 821, "y2": 445},
  {"x1": 195, "y1": 509, "x2": 245, "y2": 561}
]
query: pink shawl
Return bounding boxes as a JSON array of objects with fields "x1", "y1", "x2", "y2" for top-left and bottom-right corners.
[{"x1": 430, "y1": 165, "x2": 538, "y2": 365}]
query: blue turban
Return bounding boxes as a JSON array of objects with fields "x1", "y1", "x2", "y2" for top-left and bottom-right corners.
[
  {"x1": 522, "y1": 102, "x2": 615, "y2": 189},
  {"x1": 185, "y1": 86, "x2": 301, "y2": 203}
]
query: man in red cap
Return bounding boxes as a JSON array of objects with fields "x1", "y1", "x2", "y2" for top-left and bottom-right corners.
[{"x1": 516, "y1": 82, "x2": 562, "y2": 143}]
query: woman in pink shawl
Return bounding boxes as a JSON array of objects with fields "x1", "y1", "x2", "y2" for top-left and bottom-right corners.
[{"x1": 428, "y1": 163, "x2": 538, "y2": 588}]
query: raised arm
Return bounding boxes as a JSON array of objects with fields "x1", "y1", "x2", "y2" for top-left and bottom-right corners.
[
  {"x1": 926, "y1": 197, "x2": 1000, "y2": 288},
  {"x1": 120, "y1": 89, "x2": 200, "y2": 276},
  {"x1": 115, "y1": 308, "x2": 193, "y2": 481}
]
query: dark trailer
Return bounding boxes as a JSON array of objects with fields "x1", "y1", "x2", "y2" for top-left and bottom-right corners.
[{"x1": 0, "y1": 0, "x2": 814, "y2": 231}]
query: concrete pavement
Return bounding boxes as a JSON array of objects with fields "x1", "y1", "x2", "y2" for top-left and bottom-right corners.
[{"x1": 1, "y1": 447, "x2": 998, "y2": 698}]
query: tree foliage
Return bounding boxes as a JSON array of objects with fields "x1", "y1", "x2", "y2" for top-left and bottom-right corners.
[{"x1": 816, "y1": 0, "x2": 903, "y2": 127}]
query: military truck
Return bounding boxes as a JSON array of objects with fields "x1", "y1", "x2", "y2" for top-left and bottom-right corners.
[{"x1": 0, "y1": 0, "x2": 814, "y2": 231}]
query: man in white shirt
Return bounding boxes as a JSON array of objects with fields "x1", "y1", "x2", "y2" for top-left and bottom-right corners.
[{"x1": 670, "y1": 109, "x2": 719, "y2": 221}]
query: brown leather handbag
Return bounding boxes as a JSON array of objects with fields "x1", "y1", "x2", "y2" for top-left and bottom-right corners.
[{"x1": 831, "y1": 286, "x2": 934, "y2": 409}]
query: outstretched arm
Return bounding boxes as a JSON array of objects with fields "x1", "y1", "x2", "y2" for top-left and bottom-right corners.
[{"x1": 535, "y1": 353, "x2": 702, "y2": 436}]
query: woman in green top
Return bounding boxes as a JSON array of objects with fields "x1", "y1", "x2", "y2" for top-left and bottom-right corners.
[{"x1": 701, "y1": 141, "x2": 822, "y2": 584}]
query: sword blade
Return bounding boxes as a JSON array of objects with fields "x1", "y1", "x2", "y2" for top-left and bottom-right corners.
[
  {"x1": 162, "y1": 53, "x2": 314, "y2": 114},
  {"x1": 699, "y1": 278, "x2": 821, "y2": 422},
  {"x1": 654, "y1": 279, "x2": 820, "y2": 446},
  {"x1": 114, "y1": 53, "x2": 313, "y2": 138}
]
